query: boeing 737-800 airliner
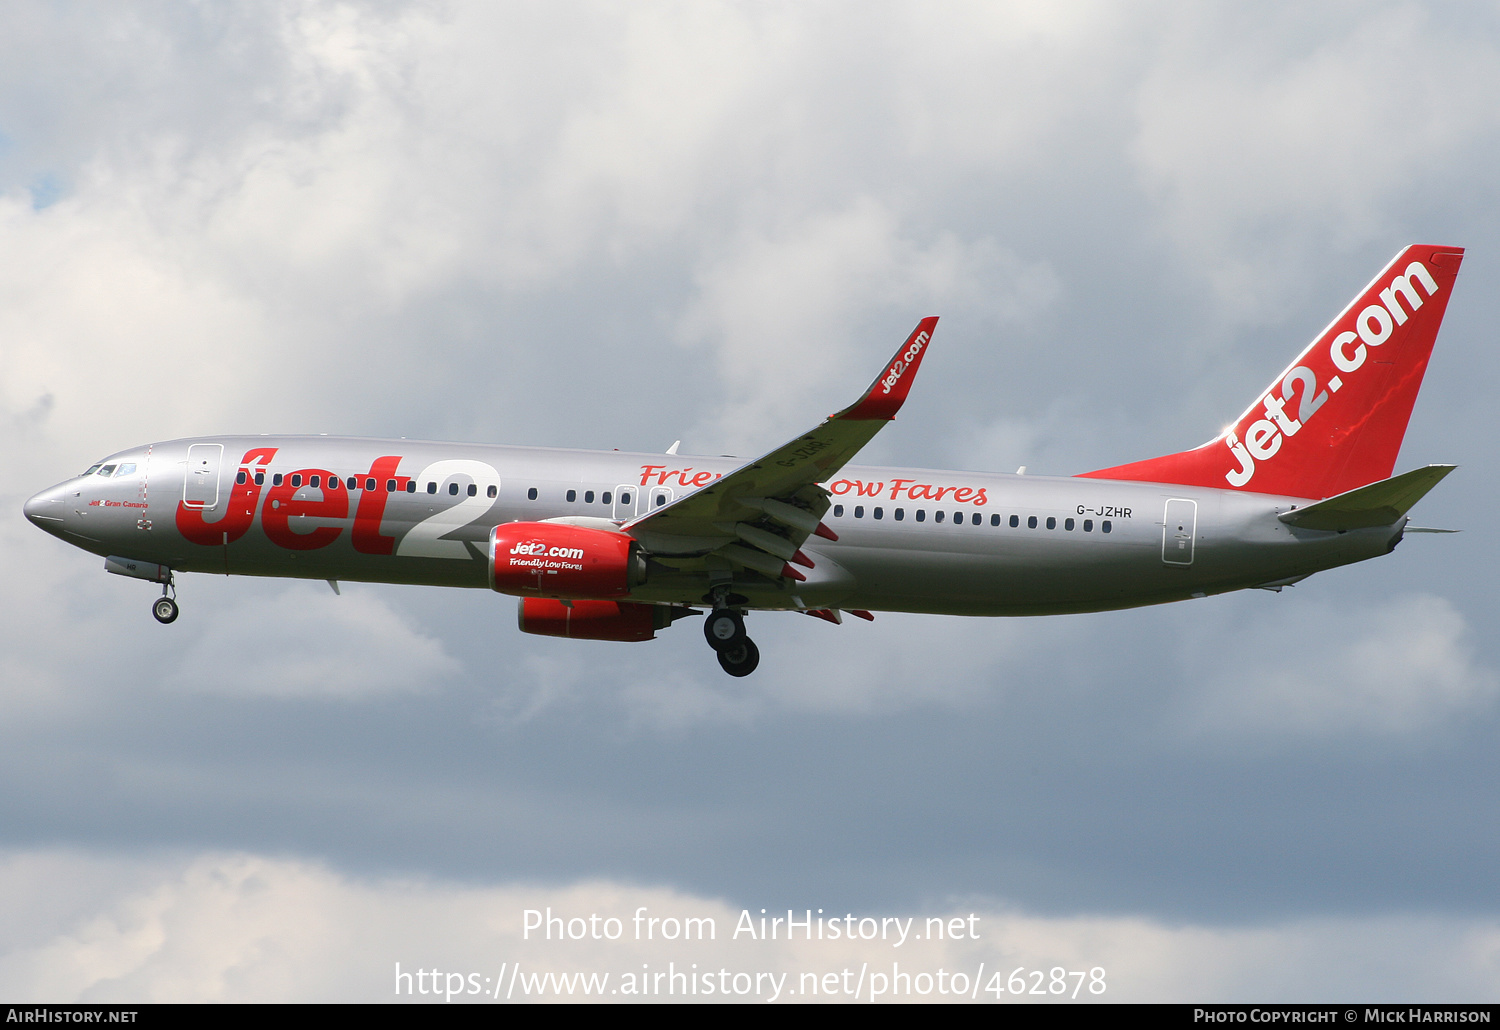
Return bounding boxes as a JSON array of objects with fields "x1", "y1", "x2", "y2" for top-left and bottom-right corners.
[{"x1": 24, "y1": 245, "x2": 1463, "y2": 676}]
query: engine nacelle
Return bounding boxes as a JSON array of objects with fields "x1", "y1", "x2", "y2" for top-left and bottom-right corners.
[
  {"x1": 517, "y1": 598, "x2": 658, "y2": 641},
  {"x1": 518, "y1": 598, "x2": 699, "y2": 641},
  {"x1": 489, "y1": 522, "x2": 645, "y2": 599}
]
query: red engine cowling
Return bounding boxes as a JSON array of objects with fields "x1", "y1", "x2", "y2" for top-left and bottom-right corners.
[
  {"x1": 489, "y1": 522, "x2": 643, "y2": 599},
  {"x1": 517, "y1": 598, "x2": 660, "y2": 641}
]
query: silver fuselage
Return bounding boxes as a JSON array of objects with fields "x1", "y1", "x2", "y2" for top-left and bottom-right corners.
[{"x1": 23, "y1": 435, "x2": 1400, "y2": 615}]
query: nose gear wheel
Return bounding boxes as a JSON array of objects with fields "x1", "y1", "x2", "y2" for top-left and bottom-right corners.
[{"x1": 151, "y1": 575, "x2": 179, "y2": 624}]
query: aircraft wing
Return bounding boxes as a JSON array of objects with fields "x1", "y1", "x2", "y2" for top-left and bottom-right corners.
[{"x1": 623, "y1": 317, "x2": 938, "y2": 580}]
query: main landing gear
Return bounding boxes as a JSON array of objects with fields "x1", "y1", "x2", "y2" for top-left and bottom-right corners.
[
  {"x1": 703, "y1": 605, "x2": 759, "y2": 677},
  {"x1": 151, "y1": 577, "x2": 179, "y2": 624}
]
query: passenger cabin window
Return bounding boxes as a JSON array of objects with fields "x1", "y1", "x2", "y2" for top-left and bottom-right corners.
[
  {"x1": 385, "y1": 479, "x2": 396, "y2": 492},
  {"x1": 833, "y1": 504, "x2": 844, "y2": 517},
  {"x1": 602, "y1": 491, "x2": 612, "y2": 504},
  {"x1": 487, "y1": 485, "x2": 497, "y2": 498},
  {"x1": 406, "y1": 481, "x2": 416, "y2": 493},
  {"x1": 255, "y1": 472, "x2": 265, "y2": 486},
  {"x1": 873, "y1": 507, "x2": 883, "y2": 520},
  {"x1": 934, "y1": 510, "x2": 944, "y2": 524},
  {"x1": 527, "y1": 488, "x2": 538, "y2": 500},
  {"x1": 585, "y1": 490, "x2": 595, "y2": 503},
  {"x1": 1065, "y1": 518, "x2": 1075, "y2": 531},
  {"x1": 1046, "y1": 516, "x2": 1056, "y2": 529},
  {"x1": 1028, "y1": 516, "x2": 1037, "y2": 529},
  {"x1": 1102, "y1": 520, "x2": 1112, "y2": 533},
  {"x1": 1009, "y1": 515, "x2": 1019, "y2": 528},
  {"x1": 347, "y1": 477, "x2": 357, "y2": 490},
  {"x1": 894, "y1": 508, "x2": 904, "y2": 521},
  {"x1": 991, "y1": 514, "x2": 1001, "y2": 526},
  {"x1": 916, "y1": 510, "x2": 925, "y2": 522},
  {"x1": 366, "y1": 478, "x2": 376, "y2": 491},
  {"x1": 274, "y1": 474, "x2": 285, "y2": 487},
  {"x1": 236, "y1": 471, "x2": 247, "y2": 485},
  {"x1": 310, "y1": 475, "x2": 320, "y2": 488},
  {"x1": 620, "y1": 491, "x2": 631, "y2": 505},
  {"x1": 566, "y1": 490, "x2": 577, "y2": 502},
  {"x1": 854, "y1": 505, "x2": 864, "y2": 518},
  {"x1": 427, "y1": 482, "x2": 437, "y2": 494},
  {"x1": 449, "y1": 482, "x2": 459, "y2": 496},
  {"x1": 291, "y1": 474, "x2": 302, "y2": 487},
  {"x1": 1084, "y1": 519, "x2": 1093, "y2": 532},
  {"x1": 654, "y1": 493, "x2": 666, "y2": 507},
  {"x1": 467, "y1": 484, "x2": 477, "y2": 497}
]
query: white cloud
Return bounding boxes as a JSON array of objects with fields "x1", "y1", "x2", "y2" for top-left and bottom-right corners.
[
  {"x1": 1131, "y1": 4, "x2": 1500, "y2": 317},
  {"x1": 1, "y1": 849, "x2": 1497, "y2": 1002},
  {"x1": 680, "y1": 199, "x2": 1058, "y2": 452}
]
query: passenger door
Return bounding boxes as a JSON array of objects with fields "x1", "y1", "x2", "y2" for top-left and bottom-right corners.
[
  {"x1": 183, "y1": 443, "x2": 223, "y2": 509},
  {"x1": 1162, "y1": 498, "x2": 1197, "y2": 565}
]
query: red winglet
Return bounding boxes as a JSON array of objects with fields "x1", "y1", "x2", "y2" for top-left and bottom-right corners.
[
  {"x1": 781, "y1": 563, "x2": 807, "y2": 582},
  {"x1": 837, "y1": 317, "x2": 939, "y2": 421},
  {"x1": 804, "y1": 608, "x2": 841, "y2": 625},
  {"x1": 849, "y1": 609, "x2": 875, "y2": 621},
  {"x1": 790, "y1": 549, "x2": 816, "y2": 569},
  {"x1": 814, "y1": 522, "x2": 838, "y2": 542}
]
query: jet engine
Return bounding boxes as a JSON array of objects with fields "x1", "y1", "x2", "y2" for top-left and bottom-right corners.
[{"x1": 489, "y1": 522, "x2": 646, "y2": 599}]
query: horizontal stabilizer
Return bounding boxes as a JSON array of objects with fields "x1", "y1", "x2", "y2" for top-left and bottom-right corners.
[{"x1": 1278, "y1": 465, "x2": 1455, "y2": 531}]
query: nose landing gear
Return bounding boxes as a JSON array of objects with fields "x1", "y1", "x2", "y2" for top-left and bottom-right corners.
[
  {"x1": 151, "y1": 577, "x2": 179, "y2": 624},
  {"x1": 703, "y1": 604, "x2": 758, "y2": 676}
]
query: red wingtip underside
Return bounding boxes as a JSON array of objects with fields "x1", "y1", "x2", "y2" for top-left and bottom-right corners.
[
  {"x1": 1077, "y1": 245, "x2": 1463, "y2": 499},
  {"x1": 839, "y1": 316, "x2": 940, "y2": 421}
]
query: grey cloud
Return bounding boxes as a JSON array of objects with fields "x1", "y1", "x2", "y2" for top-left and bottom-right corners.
[{"x1": 3, "y1": 0, "x2": 1499, "y2": 1001}]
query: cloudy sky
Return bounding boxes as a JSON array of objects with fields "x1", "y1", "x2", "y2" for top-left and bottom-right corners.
[{"x1": 3, "y1": 0, "x2": 1499, "y2": 1003}]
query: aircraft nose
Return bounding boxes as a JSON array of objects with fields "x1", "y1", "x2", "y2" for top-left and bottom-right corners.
[{"x1": 23, "y1": 484, "x2": 68, "y2": 533}]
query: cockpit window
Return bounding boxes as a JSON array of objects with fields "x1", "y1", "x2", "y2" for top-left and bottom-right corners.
[
  {"x1": 82, "y1": 464, "x2": 104, "y2": 477},
  {"x1": 114, "y1": 463, "x2": 137, "y2": 477},
  {"x1": 98, "y1": 465, "x2": 117, "y2": 477}
]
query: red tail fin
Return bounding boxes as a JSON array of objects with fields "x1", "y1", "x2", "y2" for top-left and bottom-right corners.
[{"x1": 1078, "y1": 245, "x2": 1464, "y2": 499}]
